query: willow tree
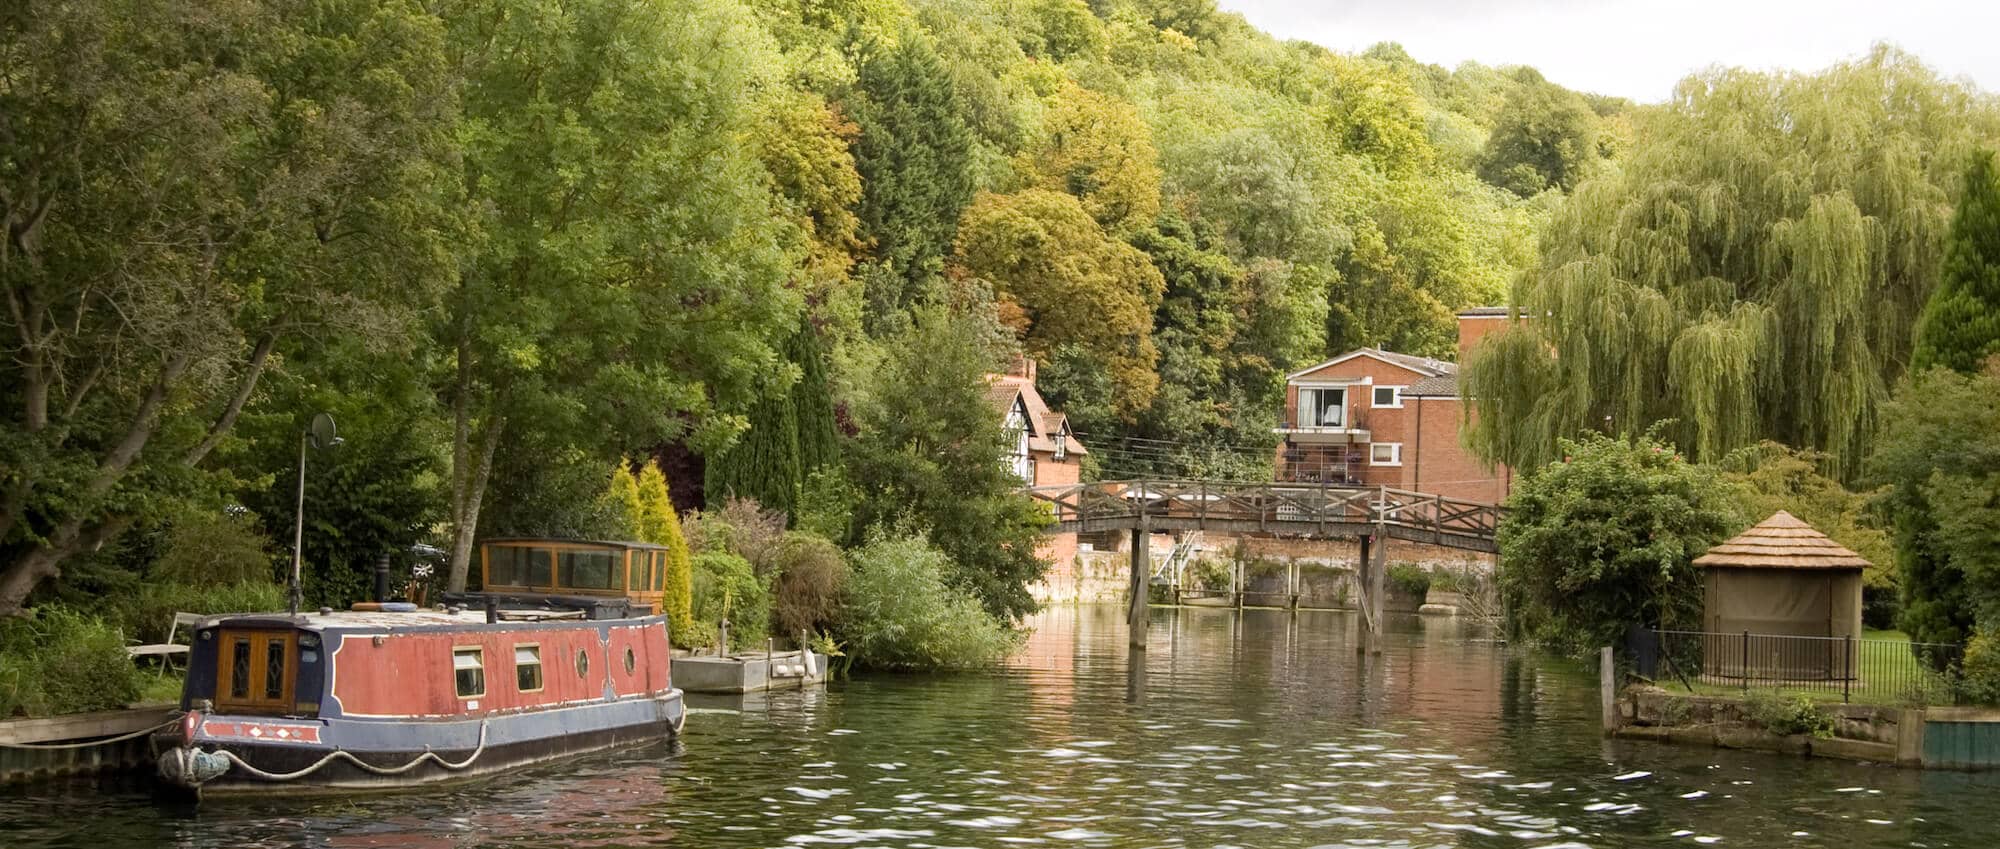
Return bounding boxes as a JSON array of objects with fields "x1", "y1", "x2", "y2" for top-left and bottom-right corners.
[{"x1": 1464, "y1": 48, "x2": 2000, "y2": 479}]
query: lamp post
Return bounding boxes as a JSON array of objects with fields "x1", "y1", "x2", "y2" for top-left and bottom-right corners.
[{"x1": 291, "y1": 412, "x2": 343, "y2": 615}]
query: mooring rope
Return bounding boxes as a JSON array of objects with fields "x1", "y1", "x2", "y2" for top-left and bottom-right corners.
[
  {"x1": 215, "y1": 719, "x2": 488, "y2": 781},
  {"x1": 0, "y1": 715, "x2": 183, "y2": 750}
]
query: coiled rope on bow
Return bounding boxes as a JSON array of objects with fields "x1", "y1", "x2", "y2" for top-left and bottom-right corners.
[{"x1": 216, "y1": 719, "x2": 488, "y2": 781}]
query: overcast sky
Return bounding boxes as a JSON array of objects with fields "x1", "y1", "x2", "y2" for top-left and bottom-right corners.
[{"x1": 1214, "y1": 0, "x2": 1998, "y2": 103}]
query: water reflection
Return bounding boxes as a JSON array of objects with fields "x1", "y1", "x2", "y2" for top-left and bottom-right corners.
[{"x1": 6, "y1": 606, "x2": 2000, "y2": 847}]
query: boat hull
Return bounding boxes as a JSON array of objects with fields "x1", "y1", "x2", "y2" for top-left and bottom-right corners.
[{"x1": 157, "y1": 689, "x2": 684, "y2": 797}]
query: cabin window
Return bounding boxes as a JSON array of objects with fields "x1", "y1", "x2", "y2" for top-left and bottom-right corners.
[
  {"x1": 487, "y1": 546, "x2": 526, "y2": 586},
  {"x1": 559, "y1": 550, "x2": 618, "y2": 591},
  {"x1": 576, "y1": 649, "x2": 590, "y2": 678},
  {"x1": 637, "y1": 552, "x2": 655, "y2": 595},
  {"x1": 514, "y1": 645, "x2": 543, "y2": 693},
  {"x1": 654, "y1": 551, "x2": 668, "y2": 591},
  {"x1": 453, "y1": 647, "x2": 485, "y2": 698},
  {"x1": 623, "y1": 647, "x2": 636, "y2": 675},
  {"x1": 524, "y1": 548, "x2": 556, "y2": 588},
  {"x1": 263, "y1": 635, "x2": 288, "y2": 700},
  {"x1": 229, "y1": 637, "x2": 252, "y2": 699}
]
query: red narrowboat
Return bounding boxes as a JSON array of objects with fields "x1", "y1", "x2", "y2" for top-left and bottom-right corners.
[{"x1": 155, "y1": 539, "x2": 685, "y2": 797}]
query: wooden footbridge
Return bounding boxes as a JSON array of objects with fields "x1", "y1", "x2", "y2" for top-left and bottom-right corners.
[{"x1": 1024, "y1": 480, "x2": 1505, "y2": 651}]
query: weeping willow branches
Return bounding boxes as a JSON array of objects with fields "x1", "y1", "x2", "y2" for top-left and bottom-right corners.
[{"x1": 1464, "y1": 47, "x2": 2000, "y2": 479}]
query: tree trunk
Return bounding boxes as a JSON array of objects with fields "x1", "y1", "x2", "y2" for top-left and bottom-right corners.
[{"x1": 447, "y1": 414, "x2": 503, "y2": 592}]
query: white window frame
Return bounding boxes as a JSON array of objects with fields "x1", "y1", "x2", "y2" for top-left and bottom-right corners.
[
  {"x1": 1370, "y1": 442, "x2": 1403, "y2": 467},
  {"x1": 1372, "y1": 385, "x2": 1405, "y2": 409},
  {"x1": 1295, "y1": 384, "x2": 1348, "y2": 428}
]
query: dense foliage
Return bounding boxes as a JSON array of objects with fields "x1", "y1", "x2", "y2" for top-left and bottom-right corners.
[
  {"x1": 835, "y1": 533, "x2": 1021, "y2": 670},
  {"x1": 1498, "y1": 432, "x2": 1742, "y2": 655},
  {"x1": 1465, "y1": 48, "x2": 2000, "y2": 480},
  {"x1": 1911, "y1": 151, "x2": 2000, "y2": 374},
  {"x1": 1866, "y1": 362, "x2": 2000, "y2": 647}
]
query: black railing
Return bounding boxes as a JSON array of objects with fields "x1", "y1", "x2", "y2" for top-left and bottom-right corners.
[{"x1": 1630, "y1": 628, "x2": 1965, "y2": 705}]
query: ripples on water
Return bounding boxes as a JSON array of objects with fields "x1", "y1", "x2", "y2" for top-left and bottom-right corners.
[{"x1": 6, "y1": 606, "x2": 2000, "y2": 848}]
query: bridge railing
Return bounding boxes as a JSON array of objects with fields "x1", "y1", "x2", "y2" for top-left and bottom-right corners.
[{"x1": 1024, "y1": 479, "x2": 1504, "y2": 543}]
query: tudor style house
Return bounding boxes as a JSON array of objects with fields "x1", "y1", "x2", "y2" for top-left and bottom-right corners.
[
  {"x1": 987, "y1": 358, "x2": 1088, "y2": 577},
  {"x1": 1273, "y1": 307, "x2": 1513, "y2": 504}
]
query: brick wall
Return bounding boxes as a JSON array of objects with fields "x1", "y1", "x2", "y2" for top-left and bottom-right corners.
[{"x1": 1398, "y1": 396, "x2": 1510, "y2": 504}]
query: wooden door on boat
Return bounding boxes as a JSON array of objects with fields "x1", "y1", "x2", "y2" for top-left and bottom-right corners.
[{"x1": 215, "y1": 629, "x2": 297, "y2": 714}]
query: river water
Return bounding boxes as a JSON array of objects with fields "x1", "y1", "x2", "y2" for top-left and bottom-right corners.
[{"x1": 6, "y1": 605, "x2": 2000, "y2": 848}]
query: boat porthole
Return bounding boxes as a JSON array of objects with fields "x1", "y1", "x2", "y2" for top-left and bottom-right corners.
[
  {"x1": 576, "y1": 649, "x2": 589, "y2": 678},
  {"x1": 623, "y1": 647, "x2": 635, "y2": 675}
]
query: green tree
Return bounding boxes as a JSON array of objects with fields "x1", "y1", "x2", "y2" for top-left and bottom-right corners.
[
  {"x1": 1016, "y1": 81, "x2": 1162, "y2": 234},
  {"x1": 1498, "y1": 431, "x2": 1742, "y2": 655},
  {"x1": 1911, "y1": 150, "x2": 2000, "y2": 374},
  {"x1": 637, "y1": 461, "x2": 694, "y2": 639},
  {"x1": 1865, "y1": 363, "x2": 2000, "y2": 646},
  {"x1": 606, "y1": 463, "x2": 645, "y2": 537},
  {"x1": 849, "y1": 31, "x2": 977, "y2": 328},
  {"x1": 843, "y1": 305, "x2": 1051, "y2": 620},
  {"x1": 1465, "y1": 48, "x2": 1998, "y2": 480},
  {"x1": 0, "y1": 0, "x2": 462, "y2": 614},
  {"x1": 438, "y1": 0, "x2": 802, "y2": 591},
  {"x1": 954, "y1": 189, "x2": 1165, "y2": 420},
  {"x1": 1477, "y1": 69, "x2": 1602, "y2": 197}
]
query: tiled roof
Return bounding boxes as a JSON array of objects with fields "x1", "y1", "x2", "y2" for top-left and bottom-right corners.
[
  {"x1": 1407, "y1": 375, "x2": 1460, "y2": 397},
  {"x1": 986, "y1": 375, "x2": 1088, "y2": 456},
  {"x1": 1692, "y1": 511, "x2": 1870, "y2": 570},
  {"x1": 1364, "y1": 348, "x2": 1456, "y2": 377}
]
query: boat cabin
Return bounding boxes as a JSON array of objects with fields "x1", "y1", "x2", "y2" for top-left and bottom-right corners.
[{"x1": 478, "y1": 538, "x2": 670, "y2": 611}]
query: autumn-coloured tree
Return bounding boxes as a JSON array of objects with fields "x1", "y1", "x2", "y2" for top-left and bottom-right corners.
[{"x1": 954, "y1": 190, "x2": 1165, "y2": 420}]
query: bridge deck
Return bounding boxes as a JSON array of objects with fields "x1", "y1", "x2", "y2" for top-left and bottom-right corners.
[{"x1": 1026, "y1": 480, "x2": 1502, "y2": 554}]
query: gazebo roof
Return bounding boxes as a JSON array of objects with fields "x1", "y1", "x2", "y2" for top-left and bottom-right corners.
[{"x1": 1692, "y1": 511, "x2": 1870, "y2": 571}]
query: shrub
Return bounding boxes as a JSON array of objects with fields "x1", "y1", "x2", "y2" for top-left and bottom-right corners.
[
  {"x1": 0, "y1": 608, "x2": 142, "y2": 717},
  {"x1": 151, "y1": 510, "x2": 277, "y2": 586},
  {"x1": 1387, "y1": 563, "x2": 1432, "y2": 598},
  {"x1": 110, "y1": 581, "x2": 287, "y2": 644},
  {"x1": 770, "y1": 532, "x2": 850, "y2": 638},
  {"x1": 1498, "y1": 430, "x2": 1741, "y2": 656},
  {"x1": 1958, "y1": 630, "x2": 2000, "y2": 705},
  {"x1": 834, "y1": 534, "x2": 1021, "y2": 670},
  {"x1": 1744, "y1": 691, "x2": 1836, "y2": 738},
  {"x1": 684, "y1": 497, "x2": 787, "y2": 569},
  {"x1": 690, "y1": 551, "x2": 771, "y2": 652}
]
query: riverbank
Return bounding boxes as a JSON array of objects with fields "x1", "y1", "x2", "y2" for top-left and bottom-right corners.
[{"x1": 1606, "y1": 681, "x2": 2000, "y2": 770}]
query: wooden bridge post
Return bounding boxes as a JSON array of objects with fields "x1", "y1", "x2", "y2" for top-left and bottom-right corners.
[
  {"x1": 1128, "y1": 520, "x2": 1149, "y2": 650},
  {"x1": 1355, "y1": 534, "x2": 1372, "y2": 651},
  {"x1": 1288, "y1": 561, "x2": 1299, "y2": 611}
]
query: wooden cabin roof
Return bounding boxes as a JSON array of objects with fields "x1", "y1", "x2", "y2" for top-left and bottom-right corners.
[{"x1": 1692, "y1": 511, "x2": 1870, "y2": 571}]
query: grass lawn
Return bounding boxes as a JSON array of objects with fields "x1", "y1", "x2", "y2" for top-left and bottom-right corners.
[{"x1": 1651, "y1": 629, "x2": 1952, "y2": 707}]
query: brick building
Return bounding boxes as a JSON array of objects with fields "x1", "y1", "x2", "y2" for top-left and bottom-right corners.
[
  {"x1": 986, "y1": 360, "x2": 1088, "y2": 592},
  {"x1": 1273, "y1": 308, "x2": 1513, "y2": 504}
]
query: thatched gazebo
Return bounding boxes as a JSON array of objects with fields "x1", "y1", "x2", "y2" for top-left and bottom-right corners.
[{"x1": 1692, "y1": 511, "x2": 1869, "y2": 680}]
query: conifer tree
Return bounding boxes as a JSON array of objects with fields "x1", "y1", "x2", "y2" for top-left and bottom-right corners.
[
  {"x1": 704, "y1": 377, "x2": 805, "y2": 518},
  {"x1": 637, "y1": 460, "x2": 694, "y2": 643},
  {"x1": 605, "y1": 462, "x2": 645, "y2": 538},
  {"x1": 1912, "y1": 150, "x2": 2000, "y2": 374},
  {"x1": 791, "y1": 325, "x2": 841, "y2": 475},
  {"x1": 849, "y1": 31, "x2": 976, "y2": 328}
]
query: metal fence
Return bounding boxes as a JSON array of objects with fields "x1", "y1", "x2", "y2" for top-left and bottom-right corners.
[{"x1": 1628, "y1": 628, "x2": 1966, "y2": 705}]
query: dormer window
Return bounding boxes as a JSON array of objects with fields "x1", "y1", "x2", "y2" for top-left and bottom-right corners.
[{"x1": 1054, "y1": 427, "x2": 1068, "y2": 461}]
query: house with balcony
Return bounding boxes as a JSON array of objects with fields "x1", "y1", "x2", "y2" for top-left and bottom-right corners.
[{"x1": 1273, "y1": 308, "x2": 1514, "y2": 504}]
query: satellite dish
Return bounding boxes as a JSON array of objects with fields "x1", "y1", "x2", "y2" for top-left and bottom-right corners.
[{"x1": 308, "y1": 412, "x2": 340, "y2": 450}]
